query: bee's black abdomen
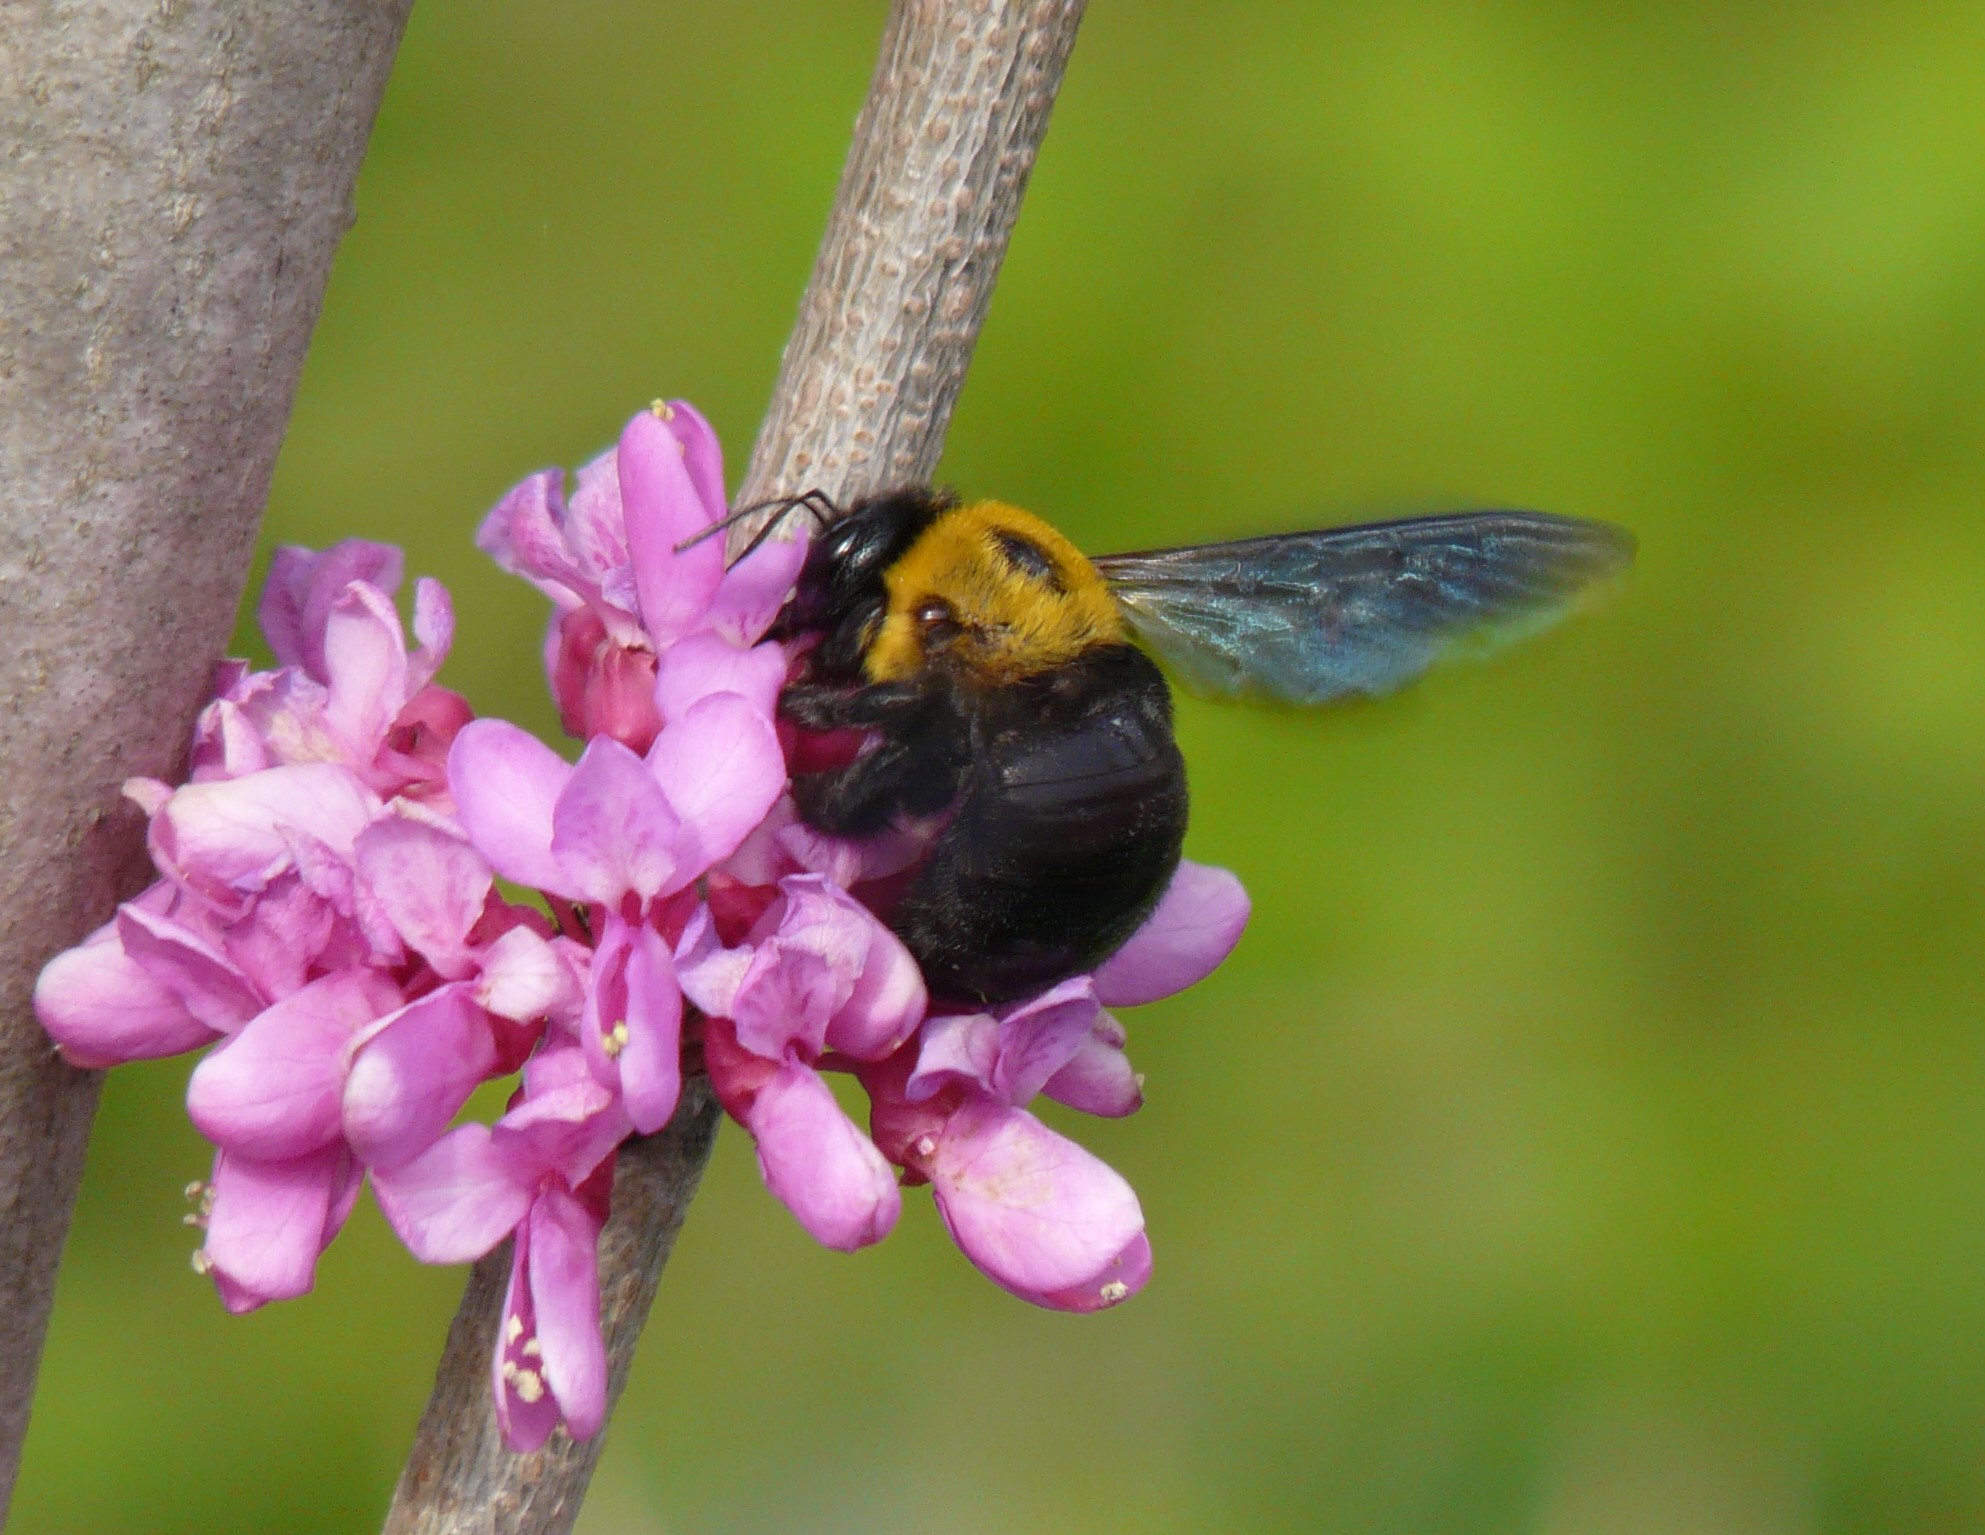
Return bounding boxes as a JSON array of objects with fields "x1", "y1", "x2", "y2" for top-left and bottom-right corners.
[{"x1": 891, "y1": 645, "x2": 1189, "y2": 1005}]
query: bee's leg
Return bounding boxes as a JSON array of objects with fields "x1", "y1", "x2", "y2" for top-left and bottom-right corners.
[
  {"x1": 792, "y1": 739, "x2": 931, "y2": 837},
  {"x1": 779, "y1": 680, "x2": 930, "y2": 731}
]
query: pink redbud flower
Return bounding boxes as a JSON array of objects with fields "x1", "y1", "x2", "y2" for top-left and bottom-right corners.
[
  {"x1": 477, "y1": 404, "x2": 801, "y2": 750},
  {"x1": 372, "y1": 1043, "x2": 630, "y2": 1450},
  {"x1": 447, "y1": 689, "x2": 786, "y2": 1132},
  {"x1": 863, "y1": 861, "x2": 1249, "y2": 1311},
  {"x1": 677, "y1": 875, "x2": 925, "y2": 1250}
]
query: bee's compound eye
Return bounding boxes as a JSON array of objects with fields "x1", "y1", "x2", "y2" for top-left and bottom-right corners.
[{"x1": 915, "y1": 597, "x2": 961, "y2": 649}]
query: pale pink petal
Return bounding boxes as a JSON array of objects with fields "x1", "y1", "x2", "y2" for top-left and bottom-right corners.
[
  {"x1": 826, "y1": 913, "x2": 926, "y2": 1061},
  {"x1": 494, "y1": 1229, "x2": 561, "y2": 1453},
  {"x1": 448, "y1": 720, "x2": 574, "y2": 897},
  {"x1": 187, "y1": 970, "x2": 396, "y2": 1159},
  {"x1": 672, "y1": 904, "x2": 752, "y2": 1019},
  {"x1": 113, "y1": 903, "x2": 264, "y2": 1033},
  {"x1": 653, "y1": 632, "x2": 789, "y2": 723},
  {"x1": 354, "y1": 816, "x2": 492, "y2": 978},
  {"x1": 407, "y1": 578, "x2": 455, "y2": 695},
  {"x1": 621, "y1": 410, "x2": 725, "y2": 644},
  {"x1": 152, "y1": 765, "x2": 380, "y2": 911},
  {"x1": 928, "y1": 1099, "x2": 1146, "y2": 1305},
  {"x1": 616, "y1": 922, "x2": 682, "y2": 1135},
  {"x1": 1022, "y1": 1231, "x2": 1153, "y2": 1313},
  {"x1": 549, "y1": 738, "x2": 680, "y2": 905},
  {"x1": 222, "y1": 876, "x2": 339, "y2": 999},
  {"x1": 202, "y1": 1144, "x2": 349, "y2": 1307},
  {"x1": 648, "y1": 693, "x2": 786, "y2": 881},
  {"x1": 707, "y1": 528, "x2": 809, "y2": 645},
  {"x1": 191, "y1": 698, "x2": 271, "y2": 780},
  {"x1": 344, "y1": 985, "x2": 498, "y2": 1170},
  {"x1": 1091, "y1": 860, "x2": 1250, "y2": 1007},
  {"x1": 906, "y1": 1011, "x2": 1001, "y2": 1101},
  {"x1": 565, "y1": 449, "x2": 632, "y2": 594},
  {"x1": 261, "y1": 541, "x2": 403, "y2": 677},
  {"x1": 742, "y1": 1062, "x2": 899, "y2": 1251},
  {"x1": 474, "y1": 926, "x2": 574, "y2": 1023},
  {"x1": 477, "y1": 469, "x2": 593, "y2": 606},
  {"x1": 321, "y1": 581, "x2": 409, "y2": 759},
  {"x1": 33, "y1": 923, "x2": 218, "y2": 1068},
  {"x1": 990, "y1": 977, "x2": 1101, "y2": 1106},
  {"x1": 372, "y1": 1124, "x2": 534, "y2": 1264},
  {"x1": 1041, "y1": 1017, "x2": 1143, "y2": 1118},
  {"x1": 527, "y1": 1186, "x2": 609, "y2": 1440}
]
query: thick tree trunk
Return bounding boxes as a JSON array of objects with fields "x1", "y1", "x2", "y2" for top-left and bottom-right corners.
[
  {"x1": 380, "y1": 3, "x2": 1088, "y2": 1532},
  {"x1": 0, "y1": 0, "x2": 413, "y2": 1515}
]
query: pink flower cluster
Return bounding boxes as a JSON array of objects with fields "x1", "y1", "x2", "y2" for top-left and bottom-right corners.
[{"x1": 35, "y1": 402, "x2": 1248, "y2": 1451}]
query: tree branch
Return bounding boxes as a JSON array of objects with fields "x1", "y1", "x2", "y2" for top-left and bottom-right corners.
[
  {"x1": 0, "y1": 1, "x2": 412, "y2": 1517},
  {"x1": 380, "y1": 2, "x2": 1087, "y2": 1531}
]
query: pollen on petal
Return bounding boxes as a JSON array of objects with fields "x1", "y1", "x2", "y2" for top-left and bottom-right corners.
[{"x1": 1098, "y1": 1280, "x2": 1129, "y2": 1306}]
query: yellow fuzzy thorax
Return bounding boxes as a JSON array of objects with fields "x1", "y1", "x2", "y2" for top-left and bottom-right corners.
[{"x1": 863, "y1": 501, "x2": 1125, "y2": 684}]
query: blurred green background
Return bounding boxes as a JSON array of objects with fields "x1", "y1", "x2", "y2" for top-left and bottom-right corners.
[{"x1": 18, "y1": 0, "x2": 1985, "y2": 1530}]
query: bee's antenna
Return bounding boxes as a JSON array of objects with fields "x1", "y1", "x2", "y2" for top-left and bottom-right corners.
[{"x1": 673, "y1": 490, "x2": 841, "y2": 558}]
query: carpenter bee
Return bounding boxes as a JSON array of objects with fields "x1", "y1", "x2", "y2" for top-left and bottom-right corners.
[{"x1": 745, "y1": 488, "x2": 1632, "y2": 1005}]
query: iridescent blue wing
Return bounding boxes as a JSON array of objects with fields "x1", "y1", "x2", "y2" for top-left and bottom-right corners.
[{"x1": 1092, "y1": 511, "x2": 1634, "y2": 705}]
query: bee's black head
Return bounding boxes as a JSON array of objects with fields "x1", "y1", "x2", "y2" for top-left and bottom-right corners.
[{"x1": 773, "y1": 487, "x2": 957, "y2": 669}]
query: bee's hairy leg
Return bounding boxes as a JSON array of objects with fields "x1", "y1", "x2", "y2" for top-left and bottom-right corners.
[
  {"x1": 779, "y1": 680, "x2": 931, "y2": 730},
  {"x1": 791, "y1": 739, "x2": 928, "y2": 838}
]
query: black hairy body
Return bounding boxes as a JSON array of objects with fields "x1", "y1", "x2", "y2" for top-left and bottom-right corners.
[{"x1": 776, "y1": 489, "x2": 1187, "y2": 1005}]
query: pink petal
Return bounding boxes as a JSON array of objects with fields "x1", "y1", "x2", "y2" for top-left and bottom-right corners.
[
  {"x1": 202, "y1": 1143, "x2": 351, "y2": 1306},
  {"x1": 372, "y1": 1124, "x2": 534, "y2": 1264},
  {"x1": 408, "y1": 577, "x2": 455, "y2": 694},
  {"x1": 672, "y1": 904, "x2": 752, "y2": 1019},
  {"x1": 707, "y1": 527, "x2": 809, "y2": 645},
  {"x1": 740, "y1": 1061, "x2": 900, "y2": 1251},
  {"x1": 448, "y1": 720, "x2": 574, "y2": 897},
  {"x1": 493, "y1": 1227, "x2": 561, "y2": 1453},
  {"x1": 906, "y1": 1011, "x2": 1001, "y2": 1101},
  {"x1": 550, "y1": 738, "x2": 681, "y2": 906},
  {"x1": 187, "y1": 970, "x2": 396, "y2": 1159},
  {"x1": 648, "y1": 693, "x2": 786, "y2": 882},
  {"x1": 616, "y1": 922, "x2": 682, "y2": 1135},
  {"x1": 928, "y1": 1099, "x2": 1146, "y2": 1306},
  {"x1": 474, "y1": 926, "x2": 574, "y2": 1024},
  {"x1": 33, "y1": 921, "x2": 218, "y2": 1068},
  {"x1": 221, "y1": 874, "x2": 338, "y2": 999},
  {"x1": 1023, "y1": 1231, "x2": 1153, "y2": 1313},
  {"x1": 1091, "y1": 860, "x2": 1250, "y2": 1007},
  {"x1": 113, "y1": 903, "x2": 264, "y2": 1033},
  {"x1": 1041, "y1": 1017, "x2": 1143, "y2": 1118},
  {"x1": 566, "y1": 448, "x2": 633, "y2": 597},
  {"x1": 344, "y1": 985, "x2": 498, "y2": 1170},
  {"x1": 321, "y1": 581, "x2": 409, "y2": 760},
  {"x1": 354, "y1": 816, "x2": 492, "y2": 978},
  {"x1": 826, "y1": 913, "x2": 926, "y2": 1061},
  {"x1": 152, "y1": 765, "x2": 380, "y2": 911},
  {"x1": 622, "y1": 409, "x2": 726, "y2": 645},
  {"x1": 477, "y1": 469, "x2": 593, "y2": 606},
  {"x1": 661, "y1": 398, "x2": 728, "y2": 525},
  {"x1": 527, "y1": 1186, "x2": 609, "y2": 1440},
  {"x1": 990, "y1": 977, "x2": 1102, "y2": 1106},
  {"x1": 653, "y1": 632, "x2": 789, "y2": 723},
  {"x1": 260, "y1": 540, "x2": 404, "y2": 677}
]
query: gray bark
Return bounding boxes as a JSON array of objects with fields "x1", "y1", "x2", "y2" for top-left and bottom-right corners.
[
  {"x1": 0, "y1": 0, "x2": 413, "y2": 1516},
  {"x1": 379, "y1": 2, "x2": 1088, "y2": 1531}
]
